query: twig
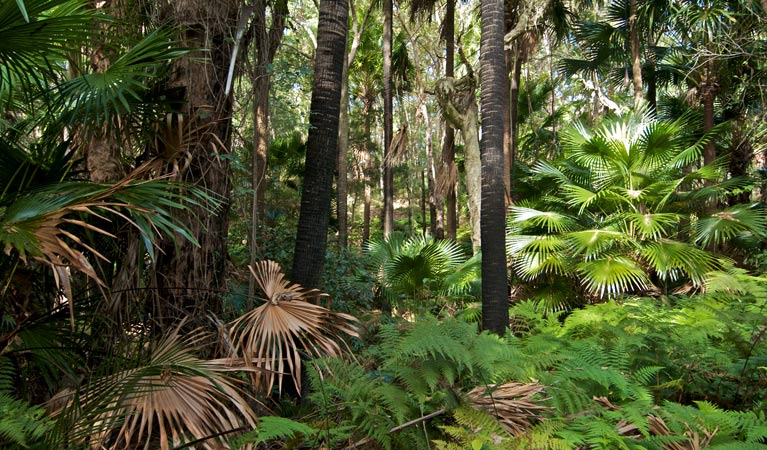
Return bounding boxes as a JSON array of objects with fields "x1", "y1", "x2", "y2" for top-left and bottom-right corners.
[{"x1": 342, "y1": 409, "x2": 446, "y2": 450}]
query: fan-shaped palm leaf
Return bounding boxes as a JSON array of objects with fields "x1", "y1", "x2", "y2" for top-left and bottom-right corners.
[
  {"x1": 0, "y1": 0, "x2": 96, "y2": 103},
  {"x1": 641, "y1": 240, "x2": 722, "y2": 285},
  {"x1": 565, "y1": 229, "x2": 628, "y2": 260},
  {"x1": 625, "y1": 212, "x2": 682, "y2": 240},
  {"x1": 693, "y1": 204, "x2": 767, "y2": 248},
  {"x1": 228, "y1": 260, "x2": 359, "y2": 395},
  {"x1": 53, "y1": 28, "x2": 187, "y2": 133},
  {"x1": 508, "y1": 206, "x2": 576, "y2": 233},
  {"x1": 578, "y1": 256, "x2": 651, "y2": 297},
  {"x1": 49, "y1": 325, "x2": 258, "y2": 450}
]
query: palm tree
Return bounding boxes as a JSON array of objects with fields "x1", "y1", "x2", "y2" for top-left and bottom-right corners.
[
  {"x1": 480, "y1": 0, "x2": 510, "y2": 335},
  {"x1": 507, "y1": 108, "x2": 765, "y2": 310},
  {"x1": 383, "y1": 0, "x2": 395, "y2": 236},
  {"x1": 291, "y1": 0, "x2": 349, "y2": 289}
]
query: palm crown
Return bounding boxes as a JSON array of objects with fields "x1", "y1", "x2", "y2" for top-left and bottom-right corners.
[{"x1": 508, "y1": 107, "x2": 765, "y2": 309}]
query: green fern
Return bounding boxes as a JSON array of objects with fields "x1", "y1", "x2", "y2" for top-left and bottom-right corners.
[
  {"x1": 232, "y1": 416, "x2": 316, "y2": 449},
  {"x1": 0, "y1": 357, "x2": 52, "y2": 449}
]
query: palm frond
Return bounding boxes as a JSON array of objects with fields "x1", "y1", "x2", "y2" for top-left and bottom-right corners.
[
  {"x1": 228, "y1": 260, "x2": 360, "y2": 395},
  {"x1": 641, "y1": 240, "x2": 722, "y2": 285},
  {"x1": 49, "y1": 326, "x2": 258, "y2": 450},
  {"x1": 578, "y1": 256, "x2": 651, "y2": 297},
  {"x1": 694, "y1": 204, "x2": 767, "y2": 247},
  {"x1": 508, "y1": 206, "x2": 576, "y2": 233}
]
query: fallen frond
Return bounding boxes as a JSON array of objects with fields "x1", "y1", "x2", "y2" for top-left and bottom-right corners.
[{"x1": 468, "y1": 381, "x2": 550, "y2": 435}]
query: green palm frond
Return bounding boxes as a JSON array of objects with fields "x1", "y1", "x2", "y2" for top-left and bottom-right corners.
[
  {"x1": 578, "y1": 256, "x2": 651, "y2": 297},
  {"x1": 564, "y1": 229, "x2": 627, "y2": 260},
  {"x1": 625, "y1": 212, "x2": 682, "y2": 240},
  {"x1": 53, "y1": 28, "x2": 187, "y2": 133},
  {"x1": 0, "y1": 0, "x2": 96, "y2": 103},
  {"x1": 641, "y1": 240, "x2": 722, "y2": 285},
  {"x1": 508, "y1": 206, "x2": 576, "y2": 233},
  {"x1": 694, "y1": 204, "x2": 767, "y2": 247}
]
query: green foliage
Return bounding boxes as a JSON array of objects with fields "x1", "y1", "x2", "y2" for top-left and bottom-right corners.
[
  {"x1": 0, "y1": 357, "x2": 51, "y2": 449},
  {"x1": 508, "y1": 108, "x2": 766, "y2": 310},
  {"x1": 233, "y1": 416, "x2": 317, "y2": 449},
  {"x1": 365, "y1": 232, "x2": 479, "y2": 312}
]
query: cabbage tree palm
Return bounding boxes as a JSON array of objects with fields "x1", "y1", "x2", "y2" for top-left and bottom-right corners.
[{"x1": 507, "y1": 108, "x2": 765, "y2": 310}]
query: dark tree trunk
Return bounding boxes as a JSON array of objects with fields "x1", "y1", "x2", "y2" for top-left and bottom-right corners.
[
  {"x1": 503, "y1": 47, "x2": 512, "y2": 203},
  {"x1": 291, "y1": 0, "x2": 349, "y2": 289},
  {"x1": 443, "y1": 0, "x2": 457, "y2": 240},
  {"x1": 479, "y1": 0, "x2": 509, "y2": 336},
  {"x1": 382, "y1": 0, "x2": 394, "y2": 236},
  {"x1": 153, "y1": 0, "x2": 238, "y2": 327}
]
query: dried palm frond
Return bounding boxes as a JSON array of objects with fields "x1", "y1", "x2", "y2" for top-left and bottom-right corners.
[
  {"x1": 49, "y1": 325, "x2": 258, "y2": 450},
  {"x1": 436, "y1": 160, "x2": 459, "y2": 197},
  {"x1": 228, "y1": 260, "x2": 360, "y2": 395},
  {"x1": 467, "y1": 382, "x2": 550, "y2": 435},
  {"x1": 384, "y1": 124, "x2": 409, "y2": 167}
]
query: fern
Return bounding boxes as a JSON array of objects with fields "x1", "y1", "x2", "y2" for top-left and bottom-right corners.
[
  {"x1": 232, "y1": 416, "x2": 316, "y2": 449},
  {"x1": 0, "y1": 357, "x2": 52, "y2": 449}
]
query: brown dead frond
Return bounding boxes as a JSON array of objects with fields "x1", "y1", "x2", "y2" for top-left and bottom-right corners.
[
  {"x1": 384, "y1": 124, "x2": 410, "y2": 168},
  {"x1": 228, "y1": 260, "x2": 360, "y2": 395},
  {"x1": 646, "y1": 414, "x2": 718, "y2": 450},
  {"x1": 436, "y1": 160, "x2": 459, "y2": 197},
  {"x1": 49, "y1": 325, "x2": 259, "y2": 450},
  {"x1": 468, "y1": 382, "x2": 550, "y2": 435}
]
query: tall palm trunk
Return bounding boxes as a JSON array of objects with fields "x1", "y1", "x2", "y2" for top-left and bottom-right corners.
[
  {"x1": 153, "y1": 0, "x2": 239, "y2": 326},
  {"x1": 291, "y1": 0, "x2": 349, "y2": 289},
  {"x1": 443, "y1": 0, "x2": 457, "y2": 240},
  {"x1": 479, "y1": 0, "x2": 509, "y2": 335},
  {"x1": 382, "y1": 0, "x2": 394, "y2": 236}
]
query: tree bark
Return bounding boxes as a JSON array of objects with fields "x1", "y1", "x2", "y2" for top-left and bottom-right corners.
[
  {"x1": 382, "y1": 0, "x2": 394, "y2": 236},
  {"x1": 436, "y1": 76, "x2": 481, "y2": 252},
  {"x1": 291, "y1": 0, "x2": 349, "y2": 289},
  {"x1": 480, "y1": 0, "x2": 509, "y2": 336},
  {"x1": 337, "y1": 0, "x2": 374, "y2": 249},
  {"x1": 248, "y1": 0, "x2": 288, "y2": 300},
  {"x1": 153, "y1": 0, "x2": 238, "y2": 326},
  {"x1": 443, "y1": 0, "x2": 457, "y2": 240}
]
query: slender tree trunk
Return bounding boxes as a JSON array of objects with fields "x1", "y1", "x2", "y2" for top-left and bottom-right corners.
[
  {"x1": 382, "y1": 0, "x2": 394, "y2": 235},
  {"x1": 420, "y1": 170, "x2": 427, "y2": 235},
  {"x1": 424, "y1": 104, "x2": 444, "y2": 239},
  {"x1": 443, "y1": 0, "x2": 457, "y2": 240},
  {"x1": 510, "y1": 42, "x2": 522, "y2": 175},
  {"x1": 337, "y1": 0, "x2": 373, "y2": 249},
  {"x1": 362, "y1": 97, "x2": 374, "y2": 244},
  {"x1": 629, "y1": 0, "x2": 643, "y2": 106},
  {"x1": 701, "y1": 62, "x2": 717, "y2": 171},
  {"x1": 503, "y1": 48, "x2": 512, "y2": 203},
  {"x1": 480, "y1": 0, "x2": 509, "y2": 336},
  {"x1": 153, "y1": 0, "x2": 238, "y2": 327},
  {"x1": 248, "y1": 0, "x2": 287, "y2": 300},
  {"x1": 292, "y1": 0, "x2": 349, "y2": 289},
  {"x1": 337, "y1": 57, "x2": 350, "y2": 249}
]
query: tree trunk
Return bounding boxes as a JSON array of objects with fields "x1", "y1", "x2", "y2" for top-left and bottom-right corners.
[
  {"x1": 382, "y1": 0, "x2": 394, "y2": 236},
  {"x1": 503, "y1": 47, "x2": 512, "y2": 204},
  {"x1": 337, "y1": 1, "x2": 374, "y2": 249},
  {"x1": 480, "y1": 0, "x2": 509, "y2": 336},
  {"x1": 248, "y1": 0, "x2": 287, "y2": 300},
  {"x1": 291, "y1": 0, "x2": 349, "y2": 289},
  {"x1": 701, "y1": 63, "x2": 717, "y2": 171},
  {"x1": 436, "y1": 75, "x2": 481, "y2": 252},
  {"x1": 443, "y1": 0, "x2": 457, "y2": 240},
  {"x1": 337, "y1": 56, "x2": 350, "y2": 249},
  {"x1": 510, "y1": 42, "x2": 522, "y2": 186},
  {"x1": 153, "y1": 0, "x2": 238, "y2": 327},
  {"x1": 629, "y1": 0, "x2": 643, "y2": 106}
]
